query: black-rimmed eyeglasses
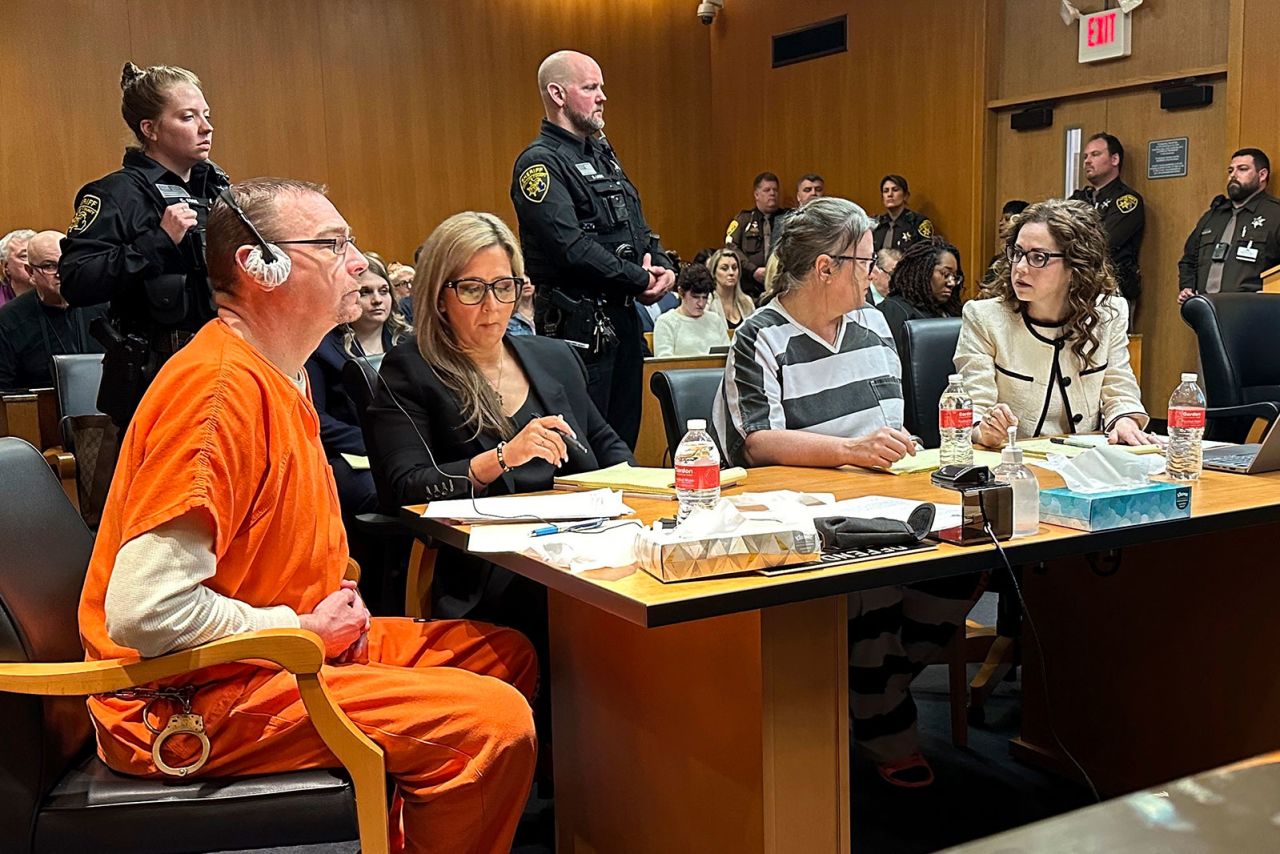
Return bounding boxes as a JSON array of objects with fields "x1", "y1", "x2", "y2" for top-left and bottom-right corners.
[
  {"x1": 445, "y1": 276, "x2": 524, "y2": 305},
  {"x1": 1006, "y1": 245, "x2": 1066, "y2": 268},
  {"x1": 832, "y1": 254, "x2": 878, "y2": 274},
  {"x1": 276, "y1": 235, "x2": 358, "y2": 256}
]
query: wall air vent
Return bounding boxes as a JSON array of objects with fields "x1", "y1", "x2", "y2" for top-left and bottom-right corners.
[{"x1": 772, "y1": 16, "x2": 847, "y2": 69}]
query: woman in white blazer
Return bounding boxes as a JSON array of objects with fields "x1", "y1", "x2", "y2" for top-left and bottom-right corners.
[{"x1": 953, "y1": 199, "x2": 1155, "y2": 448}]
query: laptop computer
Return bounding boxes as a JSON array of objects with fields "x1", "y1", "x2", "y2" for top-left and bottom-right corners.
[{"x1": 1202, "y1": 418, "x2": 1280, "y2": 474}]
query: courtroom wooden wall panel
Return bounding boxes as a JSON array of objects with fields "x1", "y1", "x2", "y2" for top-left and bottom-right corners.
[
  {"x1": 996, "y1": 0, "x2": 1229, "y2": 104},
  {"x1": 1231, "y1": 0, "x2": 1280, "y2": 152}
]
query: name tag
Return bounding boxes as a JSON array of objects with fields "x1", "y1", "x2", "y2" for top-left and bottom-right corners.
[
  {"x1": 1237, "y1": 242, "x2": 1259, "y2": 263},
  {"x1": 156, "y1": 183, "x2": 190, "y2": 199},
  {"x1": 575, "y1": 162, "x2": 598, "y2": 177}
]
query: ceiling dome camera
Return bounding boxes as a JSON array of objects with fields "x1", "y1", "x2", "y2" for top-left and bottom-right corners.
[{"x1": 696, "y1": 0, "x2": 724, "y2": 25}]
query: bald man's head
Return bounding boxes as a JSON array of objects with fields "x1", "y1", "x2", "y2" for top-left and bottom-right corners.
[
  {"x1": 537, "y1": 50, "x2": 606, "y2": 137},
  {"x1": 26, "y1": 230, "x2": 65, "y2": 305},
  {"x1": 26, "y1": 231, "x2": 63, "y2": 266}
]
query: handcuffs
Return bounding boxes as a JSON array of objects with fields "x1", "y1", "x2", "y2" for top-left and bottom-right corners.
[{"x1": 105, "y1": 685, "x2": 210, "y2": 777}]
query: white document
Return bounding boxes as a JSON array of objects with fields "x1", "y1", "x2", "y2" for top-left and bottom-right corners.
[
  {"x1": 420, "y1": 488, "x2": 632, "y2": 523},
  {"x1": 466, "y1": 520, "x2": 643, "y2": 572}
]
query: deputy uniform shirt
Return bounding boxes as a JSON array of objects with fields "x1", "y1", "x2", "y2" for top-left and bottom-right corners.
[
  {"x1": 1178, "y1": 191, "x2": 1280, "y2": 294},
  {"x1": 872, "y1": 208, "x2": 933, "y2": 251},
  {"x1": 79, "y1": 319, "x2": 347, "y2": 773},
  {"x1": 724, "y1": 207, "x2": 792, "y2": 299},
  {"x1": 0, "y1": 291, "x2": 107, "y2": 391},
  {"x1": 712, "y1": 303, "x2": 903, "y2": 467},
  {"x1": 1069, "y1": 179, "x2": 1145, "y2": 299},
  {"x1": 510, "y1": 119, "x2": 672, "y2": 300}
]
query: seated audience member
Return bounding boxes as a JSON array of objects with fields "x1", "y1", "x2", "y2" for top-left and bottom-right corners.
[
  {"x1": 0, "y1": 230, "x2": 108, "y2": 391},
  {"x1": 78, "y1": 179, "x2": 537, "y2": 853},
  {"x1": 363, "y1": 211, "x2": 632, "y2": 621},
  {"x1": 982, "y1": 199, "x2": 1030, "y2": 285},
  {"x1": 508, "y1": 277, "x2": 538, "y2": 336},
  {"x1": 711, "y1": 197, "x2": 976, "y2": 788},
  {"x1": 955, "y1": 198, "x2": 1151, "y2": 447},
  {"x1": 304, "y1": 254, "x2": 412, "y2": 514},
  {"x1": 653, "y1": 263, "x2": 731, "y2": 356},
  {"x1": 796, "y1": 173, "x2": 825, "y2": 206},
  {"x1": 635, "y1": 281, "x2": 679, "y2": 342},
  {"x1": 866, "y1": 247, "x2": 901, "y2": 307},
  {"x1": 872, "y1": 175, "x2": 933, "y2": 250},
  {"x1": 878, "y1": 237, "x2": 964, "y2": 348},
  {"x1": 388, "y1": 260, "x2": 415, "y2": 322},
  {"x1": 705, "y1": 247, "x2": 756, "y2": 329},
  {"x1": 0, "y1": 228, "x2": 36, "y2": 306}
]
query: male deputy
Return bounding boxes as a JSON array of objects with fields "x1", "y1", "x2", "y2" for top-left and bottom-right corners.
[
  {"x1": 1178, "y1": 148, "x2": 1280, "y2": 303},
  {"x1": 1070, "y1": 133, "x2": 1145, "y2": 316},
  {"x1": 79, "y1": 178, "x2": 538, "y2": 854},
  {"x1": 796, "y1": 173, "x2": 825, "y2": 206},
  {"x1": 510, "y1": 50, "x2": 675, "y2": 449},
  {"x1": 725, "y1": 171, "x2": 791, "y2": 298}
]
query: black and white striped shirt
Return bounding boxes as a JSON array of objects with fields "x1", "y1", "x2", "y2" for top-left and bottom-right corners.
[{"x1": 712, "y1": 303, "x2": 904, "y2": 466}]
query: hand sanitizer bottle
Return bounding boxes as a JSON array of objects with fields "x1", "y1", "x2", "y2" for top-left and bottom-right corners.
[{"x1": 994, "y1": 426, "x2": 1040, "y2": 537}]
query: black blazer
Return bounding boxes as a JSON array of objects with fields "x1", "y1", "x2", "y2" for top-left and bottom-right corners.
[
  {"x1": 878, "y1": 295, "x2": 954, "y2": 351},
  {"x1": 304, "y1": 326, "x2": 394, "y2": 458},
  {"x1": 364, "y1": 334, "x2": 633, "y2": 510}
]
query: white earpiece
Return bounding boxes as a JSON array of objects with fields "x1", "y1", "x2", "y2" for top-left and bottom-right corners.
[{"x1": 242, "y1": 244, "x2": 291, "y2": 290}]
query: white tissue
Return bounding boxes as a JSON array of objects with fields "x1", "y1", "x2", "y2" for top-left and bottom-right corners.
[{"x1": 1037, "y1": 445, "x2": 1163, "y2": 494}]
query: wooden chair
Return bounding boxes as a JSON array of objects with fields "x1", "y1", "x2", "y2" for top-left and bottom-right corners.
[{"x1": 0, "y1": 437, "x2": 389, "y2": 853}]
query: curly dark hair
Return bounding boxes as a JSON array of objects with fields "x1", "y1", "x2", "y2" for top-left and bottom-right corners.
[
  {"x1": 887, "y1": 237, "x2": 963, "y2": 317},
  {"x1": 982, "y1": 198, "x2": 1118, "y2": 367}
]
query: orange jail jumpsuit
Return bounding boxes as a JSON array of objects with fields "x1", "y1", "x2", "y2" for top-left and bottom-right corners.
[{"x1": 78, "y1": 320, "x2": 538, "y2": 854}]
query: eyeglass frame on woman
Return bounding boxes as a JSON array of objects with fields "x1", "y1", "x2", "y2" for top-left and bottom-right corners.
[
  {"x1": 831, "y1": 254, "x2": 878, "y2": 275},
  {"x1": 275, "y1": 234, "x2": 358, "y2": 256},
  {"x1": 1006, "y1": 245, "x2": 1066, "y2": 268},
  {"x1": 934, "y1": 266, "x2": 965, "y2": 287},
  {"x1": 444, "y1": 275, "x2": 525, "y2": 305}
]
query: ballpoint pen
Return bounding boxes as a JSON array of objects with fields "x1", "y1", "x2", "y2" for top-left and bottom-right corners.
[
  {"x1": 531, "y1": 413, "x2": 591, "y2": 455},
  {"x1": 530, "y1": 518, "x2": 607, "y2": 537}
]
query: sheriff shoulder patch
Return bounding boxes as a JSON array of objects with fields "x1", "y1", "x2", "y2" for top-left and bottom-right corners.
[
  {"x1": 918, "y1": 218, "x2": 934, "y2": 237},
  {"x1": 69, "y1": 195, "x2": 101, "y2": 234},
  {"x1": 726, "y1": 219, "x2": 739, "y2": 238},
  {"x1": 519, "y1": 164, "x2": 550, "y2": 204},
  {"x1": 1117, "y1": 194, "x2": 1139, "y2": 214}
]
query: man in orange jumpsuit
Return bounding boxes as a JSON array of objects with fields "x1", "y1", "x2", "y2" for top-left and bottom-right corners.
[{"x1": 78, "y1": 178, "x2": 538, "y2": 854}]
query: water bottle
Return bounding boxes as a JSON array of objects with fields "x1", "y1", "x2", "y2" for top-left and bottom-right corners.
[
  {"x1": 1167, "y1": 372, "x2": 1206, "y2": 481},
  {"x1": 939, "y1": 374, "x2": 974, "y2": 466},
  {"x1": 993, "y1": 427, "x2": 1040, "y2": 537},
  {"x1": 674, "y1": 418, "x2": 721, "y2": 524}
]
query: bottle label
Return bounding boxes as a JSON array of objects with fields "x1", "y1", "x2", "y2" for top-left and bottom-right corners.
[
  {"x1": 675, "y1": 461, "x2": 720, "y2": 491},
  {"x1": 1168, "y1": 407, "x2": 1205, "y2": 429},
  {"x1": 940, "y1": 408, "x2": 974, "y2": 429}
]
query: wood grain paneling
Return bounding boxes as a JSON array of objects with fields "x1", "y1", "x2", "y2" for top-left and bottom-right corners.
[{"x1": 1230, "y1": 0, "x2": 1280, "y2": 153}]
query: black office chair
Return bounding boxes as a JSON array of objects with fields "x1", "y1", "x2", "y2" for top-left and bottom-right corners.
[
  {"x1": 1180, "y1": 294, "x2": 1280, "y2": 442},
  {"x1": 649, "y1": 368, "x2": 725, "y2": 463},
  {"x1": 51, "y1": 353, "x2": 115, "y2": 525},
  {"x1": 51, "y1": 354, "x2": 105, "y2": 453},
  {"x1": 0, "y1": 437, "x2": 382, "y2": 853},
  {"x1": 899, "y1": 317, "x2": 963, "y2": 449}
]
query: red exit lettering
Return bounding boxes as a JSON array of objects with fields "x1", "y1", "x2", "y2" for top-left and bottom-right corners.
[{"x1": 1088, "y1": 12, "x2": 1116, "y2": 47}]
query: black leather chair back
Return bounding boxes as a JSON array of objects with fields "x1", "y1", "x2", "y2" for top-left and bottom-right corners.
[
  {"x1": 341, "y1": 353, "x2": 385, "y2": 429},
  {"x1": 650, "y1": 369, "x2": 725, "y2": 462},
  {"x1": 52, "y1": 354, "x2": 105, "y2": 453},
  {"x1": 899, "y1": 317, "x2": 963, "y2": 449},
  {"x1": 0, "y1": 438, "x2": 96, "y2": 845},
  {"x1": 1182, "y1": 294, "x2": 1280, "y2": 408}
]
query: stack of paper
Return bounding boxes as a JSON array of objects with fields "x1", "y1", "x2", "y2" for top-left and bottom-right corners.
[
  {"x1": 554, "y1": 462, "x2": 747, "y2": 496},
  {"x1": 421, "y1": 488, "x2": 632, "y2": 523}
]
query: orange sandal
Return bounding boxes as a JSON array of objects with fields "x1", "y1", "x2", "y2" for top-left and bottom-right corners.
[{"x1": 877, "y1": 752, "x2": 935, "y2": 788}]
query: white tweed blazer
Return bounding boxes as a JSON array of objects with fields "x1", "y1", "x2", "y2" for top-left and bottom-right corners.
[{"x1": 953, "y1": 295, "x2": 1148, "y2": 439}]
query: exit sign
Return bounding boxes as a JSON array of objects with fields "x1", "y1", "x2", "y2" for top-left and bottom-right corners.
[{"x1": 1078, "y1": 8, "x2": 1132, "y2": 63}]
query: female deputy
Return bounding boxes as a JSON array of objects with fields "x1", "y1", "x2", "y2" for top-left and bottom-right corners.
[
  {"x1": 304, "y1": 254, "x2": 412, "y2": 516},
  {"x1": 954, "y1": 198, "x2": 1151, "y2": 447},
  {"x1": 705, "y1": 247, "x2": 756, "y2": 329},
  {"x1": 711, "y1": 197, "x2": 977, "y2": 788},
  {"x1": 364, "y1": 211, "x2": 632, "y2": 621},
  {"x1": 60, "y1": 62, "x2": 230, "y2": 428},
  {"x1": 877, "y1": 237, "x2": 964, "y2": 349}
]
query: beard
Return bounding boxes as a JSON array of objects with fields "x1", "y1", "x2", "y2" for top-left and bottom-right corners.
[
  {"x1": 565, "y1": 104, "x2": 604, "y2": 135},
  {"x1": 1228, "y1": 178, "x2": 1259, "y2": 202}
]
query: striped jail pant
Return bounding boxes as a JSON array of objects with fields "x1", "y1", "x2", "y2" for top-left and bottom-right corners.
[{"x1": 848, "y1": 573, "x2": 984, "y2": 762}]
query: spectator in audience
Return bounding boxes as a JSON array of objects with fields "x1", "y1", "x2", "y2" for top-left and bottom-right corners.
[
  {"x1": 866, "y1": 247, "x2": 901, "y2": 307},
  {"x1": 712, "y1": 197, "x2": 974, "y2": 789},
  {"x1": 635, "y1": 282, "x2": 678, "y2": 345},
  {"x1": 1070, "y1": 133, "x2": 1145, "y2": 321},
  {"x1": 0, "y1": 230, "x2": 109, "y2": 391},
  {"x1": 0, "y1": 228, "x2": 36, "y2": 305},
  {"x1": 653, "y1": 263, "x2": 731, "y2": 356},
  {"x1": 388, "y1": 260, "x2": 415, "y2": 321},
  {"x1": 705, "y1": 247, "x2": 755, "y2": 329},
  {"x1": 872, "y1": 174, "x2": 933, "y2": 251},
  {"x1": 796, "y1": 173, "x2": 825, "y2": 206},
  {"x1": 508, "y1": 277, "x2": 537, "y2": 336},
  {"x1": 304, "y1": 254, "x2": 412, "y2": 515},
  {"x1": 956, "y1": 199, "x2": 1150, "y2": 447},
  {"x1": 1178, "y1": 147, "x2": 1280, "y2": 303},
  {"x1": 364, "y1": 211, "x2": 632, "y2": 622},
  {"x1": 982, "y1": 200, "x2": 1030, "y2": 285},
  {"x1": 725, "y1": 171, "x2": 791, "y2": 299},
  {"x1": 78, "y1": 178, "x2": 537, "y2": 853},
  {"x1": 878, "y1": 237, "x2": 963, "y2": 348}
]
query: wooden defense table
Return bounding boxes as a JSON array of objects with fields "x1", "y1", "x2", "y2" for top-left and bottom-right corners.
[{"x1": 404, "y1": 465, "x2": 1280, "y2": 853}]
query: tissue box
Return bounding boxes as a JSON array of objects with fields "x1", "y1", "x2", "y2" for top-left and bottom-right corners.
[
  {"x1": 1038, "y1": 481, "x2": 1192, "y2": 532},
  {"x1": 634, "y1": 529, "x2": 820, "y2": 583}
]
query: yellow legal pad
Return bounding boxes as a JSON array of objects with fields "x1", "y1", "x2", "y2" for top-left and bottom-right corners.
[
  {"x1": 1015, "y1": 437, "x2": 1164, "y2": 458},
  {"x1": 886, "y1": 448, "x2": 1005, "y2": 475},
  {"x1": 554, "y1": 462, "x2": 748, "y2": 496}
]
